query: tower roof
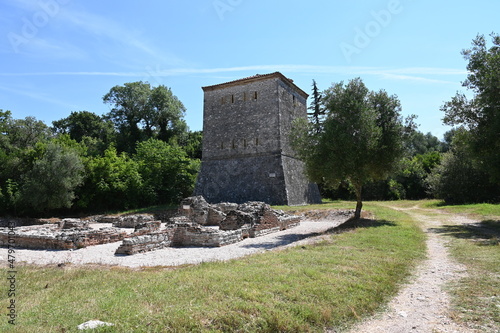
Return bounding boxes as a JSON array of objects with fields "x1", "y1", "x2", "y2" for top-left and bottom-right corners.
[{"x1": 202, "y1": 72, "x2": 309, "y2": 99}]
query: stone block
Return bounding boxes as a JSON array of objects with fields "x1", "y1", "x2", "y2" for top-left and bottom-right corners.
[{"x1": 112, "y1": 214, "x2": 154, "y2": 228}]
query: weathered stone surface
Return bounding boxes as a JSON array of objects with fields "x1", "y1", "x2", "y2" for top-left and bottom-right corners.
[
  {"x1": 172, "y1": 224, "x2": 243, "y2": 247},
  {"x1": 96, "y1": 215, "x2": 121, "y2": 224},
  {"x1": 0, "y1": 225, "x2": 127, "y2": 250},
  {"x1": 206, "y1": 207, "x2": 225, "y2": 226},
  {"x1": 115, "y1": 227, "x2": 176, "y2": 255},
  {"x1": 134, "y1": 221, "x2": 161, "y2": 233},
  {"x1": 179, "y1": 196, "x2": 211, "y2": 225},
  {"x1": 77, "y1": 320, "x2": 114, "y2": 330},
  {"x1": 0, "y1": 197, "x2": 303, "y2": 255},
  {"x1": 219, "y1": 210, "x2": 253, "y2": 230},
  {"x1": 60, "y1": 218, "x2": 89, "y2": 230},
  {"x1": 217, "y1": 202, "x2": 239, "y2": 212},
  {"x1": 111, "y1": 214, "x2": 154, "y2": 228},
  {"x1": 194, "y1": 72, "x2": 322, "y2": 205}
]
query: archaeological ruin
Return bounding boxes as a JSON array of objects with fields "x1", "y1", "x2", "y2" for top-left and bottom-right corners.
[
  {"x1": 0, "y1": 196, "x2": 304, "y2": 255},
  {"x1": 0, "y1": 74, "x2": 328, "y2": 258},
  {"x1": 194, "y1": 72, "x2": 322, "y2": 205}
]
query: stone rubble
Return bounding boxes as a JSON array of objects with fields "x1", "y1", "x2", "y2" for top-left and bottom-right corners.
[
  {"x1": 0, "y1": 196, "x2": 304, "y2": 255},
  {"x1": 115, "y1": 196, "x2": 303, "y2": 255}
]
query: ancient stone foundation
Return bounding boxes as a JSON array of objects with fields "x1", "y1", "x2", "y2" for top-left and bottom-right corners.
[
  {"x1": 114, "y1": 196, "x2": 302, "y2": 255},
  {"x1": 0, "y1": 197, "x2": 303, "y2": 255},
  {"x1": 0, "y1": 218, "x2": 129, "y2": 250}
]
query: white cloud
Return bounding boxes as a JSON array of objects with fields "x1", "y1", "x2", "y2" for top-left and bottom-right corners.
[
  {"x1": 0, "y1": 84, "x2": 76, "y2": 109},
  {"x1": 0, "y1": 65, "x2": 467, "y2": 85}
]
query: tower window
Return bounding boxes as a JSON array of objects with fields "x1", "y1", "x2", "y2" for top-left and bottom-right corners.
[
  {"x1": 253, "y1": 91, "x2": 258, "y2": 100},
  {"x1": 231, "y1": 94, "x2": 235, "y2": 103}
]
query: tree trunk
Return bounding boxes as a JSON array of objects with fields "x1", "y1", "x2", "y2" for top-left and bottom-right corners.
[{"x1": 354, "y1": 183, "x2": 363, "y2": 219}]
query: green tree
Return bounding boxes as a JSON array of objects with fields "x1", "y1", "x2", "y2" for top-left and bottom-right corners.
[
  {"x1": 307, "y1": 80, "x2": 324, "y2": 133},
  {"x1": 135, "y1": 139, "x2": 199, "y2": 205},
  {"x1": 426, "y1": 129, "x2": 500, "y2": 204},
  {"x1": 4, "y1": 116, "x2": 51, "y2": 151},
  {"x1": 103, "y1": 82, "x2": 187, "y2": 152},
  {"x1": 442, "y1": 33, "x2": 500, "y2": 183},
  {"x1": 0, "y1": 109, "x2": 12, "y2": 150},
  {"x1": 77, "y1": 146, "x2": 144, "y2": 211},
  {"x1": 179, "y1": 130, "x2": 203, "y2": 159},
  {"x1": 19, "y1": 143, "x2": 84, "y2": 213},
  {"x1": 52, "y1": 111, "x2": 115, "y2": 151},
  {"x1": 148, "y1": 85, "x2": 188, "y2": 142},
  {"x1": 404, "y1": 130, "x2": 445, "y2": 156},
  {"x1": 292, "y1": 78, "x2": 405, "y2": 218}
]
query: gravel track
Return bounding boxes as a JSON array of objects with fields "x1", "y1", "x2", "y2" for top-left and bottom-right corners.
[{"x1": 347, "y1": 205, "x2": 474, "y2": 333}]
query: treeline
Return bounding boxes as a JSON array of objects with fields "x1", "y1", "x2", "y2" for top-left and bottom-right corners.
[
  {"x1": 316, "y1": 33, "x2": 500, "y2": 205},
  {"x1": 0, "y1": 82, "x2": 202, "y2": 216}
]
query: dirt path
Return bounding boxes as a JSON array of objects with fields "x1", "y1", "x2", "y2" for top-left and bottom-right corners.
[{"x1": 347, "y1": 204, "x2": 474, "y2": 333}]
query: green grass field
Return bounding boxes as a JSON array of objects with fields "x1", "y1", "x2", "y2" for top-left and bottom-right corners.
[{"x1": 1, "y1": 202, "x2": 426, "y2": 332}]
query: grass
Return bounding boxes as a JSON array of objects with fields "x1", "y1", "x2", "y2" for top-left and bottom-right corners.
[
  {"x1": 0, "y1": 202, "x2": 426, "y2": 332},
  {"x1": 100, "y1": 203, "x2": 177, "y2": 216},
  {"x1": 424, "y1": 201, "x2": 500, "y2": 219},
  {"x1": 430, "y1": 202, "x2": 500, "y2": 332}
]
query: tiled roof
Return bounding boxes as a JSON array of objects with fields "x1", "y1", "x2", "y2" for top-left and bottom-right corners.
[{"x1": 202, "y1": 72, "x2": 308, "y2": 98}]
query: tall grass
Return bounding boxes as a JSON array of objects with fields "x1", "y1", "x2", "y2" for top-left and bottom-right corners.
[{"x1": 0, "y1": 202, "x2": 425, "y2": 332}]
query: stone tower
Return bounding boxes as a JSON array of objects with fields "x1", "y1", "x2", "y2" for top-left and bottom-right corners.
[{"x1": 194, "y1": 72, "x2": 321, "y2": 206}]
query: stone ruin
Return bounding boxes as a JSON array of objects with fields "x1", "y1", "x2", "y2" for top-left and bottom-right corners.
[
  {"x1": 0, "y1": 196, "x2": 302, "y2": 256},
  {"x1": 0, "y1": 215, "x2": 162, "y2": 250},
  {"x1": 114, "y1": 196, "x2": 302, "y2": 255}
]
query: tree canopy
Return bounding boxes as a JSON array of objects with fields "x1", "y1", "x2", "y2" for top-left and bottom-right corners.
[
  {"x1": 103, "y1": 81, "x2": 187, "y2": 152},
  {"x1": 442, "y1": 33, "x2": 500, "y2": 183},
  {"x1": 292, "y1": 78, "x2": 406, "y2": 218},
  {"x1": 0, "y1": 83, "x2": 200, "y2": 216}
]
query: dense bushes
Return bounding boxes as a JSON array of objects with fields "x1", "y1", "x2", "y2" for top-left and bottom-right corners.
[{"x1": 0, "y1": 82, "x2": 202, "y2": 216}]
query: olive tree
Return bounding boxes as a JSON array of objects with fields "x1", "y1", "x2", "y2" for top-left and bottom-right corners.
[{"x1": 292, "y1": 78, "x2": 406, "y2": 219}]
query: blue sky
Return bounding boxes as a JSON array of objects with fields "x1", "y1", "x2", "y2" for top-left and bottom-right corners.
[{"x1": 1, "y1": 0, "x2": 499, "y2": 138}]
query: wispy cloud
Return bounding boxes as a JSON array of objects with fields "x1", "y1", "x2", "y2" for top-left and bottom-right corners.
[
  {"x1": 0, "y1": 84, "x2": 77, "y2": 109},
  {"x1": 0, "y1": 65, "x2": 467, "y2": 85},
  {"x1": 56, "y1": 7, "x2": 187, "y2": 67}
]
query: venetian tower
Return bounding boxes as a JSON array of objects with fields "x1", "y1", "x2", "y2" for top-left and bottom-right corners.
[{"x1": 194, "y1": 72, "x2": 321, "y2": 205}]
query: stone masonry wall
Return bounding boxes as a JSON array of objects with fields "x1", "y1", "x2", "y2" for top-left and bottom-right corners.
[
  {"x1": 113, "y1": 197, "x2": 303, "y2": 255},
  {"x1": 195, "y1": 72, "x2": 321, "y2": 205}
]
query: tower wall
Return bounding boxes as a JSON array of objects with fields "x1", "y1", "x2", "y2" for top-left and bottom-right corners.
[{"x1": 194, "y1": 73, "x2": 321, "y2": 205}]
